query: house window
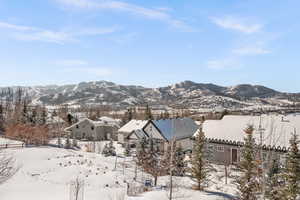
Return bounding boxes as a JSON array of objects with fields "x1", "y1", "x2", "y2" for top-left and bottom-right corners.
[
  {"x1": 216, "y1": 146, "x2": 225, "y2": 152},
  {"x1": 76, "y1": 125, "x2": 79, "y2": 129},
  {"x1": 207, "y1": 145, "x2": 214, "y2": 151},
  {"x1": 91, "y1": 126, "x2": 94, "y2": 130}
]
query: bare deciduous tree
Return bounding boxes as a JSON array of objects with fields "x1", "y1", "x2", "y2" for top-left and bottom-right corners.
[{"x1": 0, "y1": 151, "x2": 18, "y2": 184}]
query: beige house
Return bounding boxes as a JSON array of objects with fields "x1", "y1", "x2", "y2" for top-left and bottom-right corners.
[
  {"x1": 200, "y1": 114, "x2": 300, "y2": 165},
  {"x1": 65, "y1": 118, "x2": 119, "y2": 141}
]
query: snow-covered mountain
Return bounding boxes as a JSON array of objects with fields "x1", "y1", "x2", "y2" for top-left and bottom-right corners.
[{"x1": 0, "y1": 80, "x2": 299, "y2": 109}]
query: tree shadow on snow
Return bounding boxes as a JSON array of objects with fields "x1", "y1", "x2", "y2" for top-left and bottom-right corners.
[{"x1": 204, "y1": 190, "x2": 236, "y2": 199}]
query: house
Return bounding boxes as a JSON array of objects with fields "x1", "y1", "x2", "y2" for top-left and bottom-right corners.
[
  {"x1": 65, "y1": 118, "x2": 119, "y2": 141},
  {"x1": 200, "y1": 114, "x2": 300, "y2": 165},
  {"x1": 97, "y1": 116, "x2": 121, "y2": 128},
  {"x1": 117, "y1": 120, "x2": 162, "y2": 145},
  {"x1": 118, "y1": 118, "x2": 199, "y2": 151},
  {"x1": 152, "y1": 118, "x2": 199, "y2": 151}
]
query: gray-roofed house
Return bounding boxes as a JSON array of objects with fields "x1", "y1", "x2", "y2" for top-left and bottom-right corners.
[
  {"x1": 152, "y1": 118, "x2": 199, "y2": 151},
  {"x1": 118, "y1": 120, "x2": 164, "y2": 146},
  {"x1": 65, "y1": 118, "x2": 119, "y2": 141}
]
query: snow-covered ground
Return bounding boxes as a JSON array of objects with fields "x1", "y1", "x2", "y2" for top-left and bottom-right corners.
[
  {"x1": 0, "y1": 137, "x2": 24, "y2": 145},
  {"x1": 0, "y1": 140, "x2": 238, "y2": 200}
]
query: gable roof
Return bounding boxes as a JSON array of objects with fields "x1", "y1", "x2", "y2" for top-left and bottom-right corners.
[
  {"x1": 64, "y1": 118, "x2": 115, "y2": 131},
  {"x1": 131, "y1": 129, "x2": 148, "y2": 140},
  {"x1": 118, "y1": 120, "x2": 148, "y2": 133},
  {"x1": 152, "y1": 118, "x2": 199, "y2": 141},
  {"x1": 202, "y1": 114, "x2": 300, "y2": 149},
  {"x1": 97, "y1": 116, "x2": 121, "y2": 128}
]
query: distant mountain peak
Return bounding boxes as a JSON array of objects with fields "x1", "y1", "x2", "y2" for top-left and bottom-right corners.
[{"x1": 0, "y1": 80, "x2": 299, "y2": 109}]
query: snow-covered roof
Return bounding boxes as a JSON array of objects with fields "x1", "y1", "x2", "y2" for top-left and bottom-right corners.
[
  {"x1": 153, "y1": 118, "x2": 199, "y2": 141},
  {"x1": 118, "y1": 120, "x2": 148, "y2": 133},
  {"x1": 202, "y1": 114, "x2": 300, "y2": 148},
  {"x1": 97, "y1": 116, "x2": 121, "y2": 128},
  {"x1": 65, "y1": 118, "x2": 115, "y2": 131},
  {"x1": 46, "y1": 116, "x2": 65, "y2": 124}
]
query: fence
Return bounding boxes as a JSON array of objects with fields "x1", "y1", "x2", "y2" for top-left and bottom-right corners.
[{"x1": 0, "y1": 143, "x2": 25, "y2": 149}]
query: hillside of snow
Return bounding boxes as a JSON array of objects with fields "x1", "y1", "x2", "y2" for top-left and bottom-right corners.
[{"x1": 0, "y1": 140, "x2": 238, "y2": 200}]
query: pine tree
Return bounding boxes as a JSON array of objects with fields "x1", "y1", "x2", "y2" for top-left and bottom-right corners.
[
  {"x1": 190, "y1": 129, "x2": 212, "y2": 190},
  {"x1": 136, "y1": 138, "x2": 166, "y2": 186},
  {"x1": 145, "y1": 104, "x2": 153, "y2": 120},
  {"x1": 265, "y1": 158, "x2": 284, "y2": 200},
  {"x1": 124, "y1": 143, "x2": 131, "y2": 157},
  {"x1": 40, "y1": 106, "x2": 47, "y2": 125},
  {"x1": 123, "y1": 108, "x2": 133, "y2": 124},
  {"x1": 164, "y1": 142, "x2": 186, "y2": 176},
  {"x1": 0, "y1": 104, "x2": 5, "y2": 134},
  {"x1": 57, "y1": 136, "x2": 62, "y2": 147},
  {"x1": 236, "y1": 125, "x2": 261, "y2": 200},
  {"x1": 102, "y1": 140, "x2": 116, "y2": 156},
  {"x1": 72, "y1": 138, "x2": 78, "y2": 148},
  {"x1": 173, "y1": 144, "x2": 186, "y2": 176},
  {"x1": 65, "y1": 136, "x2": 71, "y2": 149},
  {"x1": 280, "y1": 132, "x2": 300, "y2": 200}
]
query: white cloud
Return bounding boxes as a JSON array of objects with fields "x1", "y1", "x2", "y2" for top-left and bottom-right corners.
[
  {"x1": 0, "y1": 21, "x2": 117, "y2": 44},
  {"x1": 206, "y1": 58, "x2": 240, "y2": 70},
  {"x1": 55, "y1": 0, "x2": 193, "y2": 31},
  {"x1": 14, "y1": 31, "x2": 74, "y2": 44},
  {"x1": 0, "y1": 21, "x2": 36, "y2": 31},
  {"x1": 233, "y1": 46, "x2": 270, "y2": 55},
  {"x1": 55, "y1": 59, "x2": 88, "y2": 66},
  {"x1": 211, "y1": 16, "x2": 263, "y2": 34}
]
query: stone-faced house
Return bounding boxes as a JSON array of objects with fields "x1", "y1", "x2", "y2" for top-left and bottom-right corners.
[
  {"x1": 118, "y1": 118, "x2": 199, "y2": 151},
  {"x1": 118, "y1": 120, "x2": 163, "y2": 145},
  {"x1": 151, "y1": 118, "x2": 199, "y2": 152},
  {"x1": 65, "y1": 118, "x2": 119, "y2": 141},
  {"x1": 200, "y1": 114, "x2": 300, "y2": 165}
]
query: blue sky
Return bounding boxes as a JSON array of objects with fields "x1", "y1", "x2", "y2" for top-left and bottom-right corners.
[{"x1": 0, "y1": 0, "x2": 299, "y2": 92}]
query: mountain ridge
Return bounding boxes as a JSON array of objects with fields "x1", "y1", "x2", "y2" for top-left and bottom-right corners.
[{"x1": 0, "y1": 80, "x2": 299, "y2": 109}]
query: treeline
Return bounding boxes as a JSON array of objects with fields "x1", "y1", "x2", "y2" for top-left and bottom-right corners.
[{"x1": 0, "y1": 88, "x2": 52, "y2": 145}]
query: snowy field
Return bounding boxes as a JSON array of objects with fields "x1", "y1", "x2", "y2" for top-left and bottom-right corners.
[
  {"x1": 0, "y1": 139, "x2": 238, "y2": 200},
  {"x1": 0, "y1": 137, "x2": 24, "y2": 145}
]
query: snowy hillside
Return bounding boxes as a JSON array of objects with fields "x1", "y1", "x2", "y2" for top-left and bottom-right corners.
[
  {"x1": 0, "y1": 80, "x2": 299, "y2": 110},
  {"x1": 0, "y1": 141, "x2": 239, "y2": 200}
]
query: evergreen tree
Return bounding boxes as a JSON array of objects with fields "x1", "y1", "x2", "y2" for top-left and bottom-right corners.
[
  {"x1": 57, "y1": 136, "x2": 62, "y2": 147},
  {"x1": 40, "y1": 106, "x2": 47, "y2": 125},
  {"x1": 173, "y1": 144, "x2": 186, "y2": 176},
  {"x1": 124, "y1": 143, "x2": 131, "y2": 157},
  {"x1": 190, "y1": 129, "x2": 212, "y2": 190},
  {"x1": 72, "y1": 138, "x2": 78, "y2": 148},
  {"x1": 67, "y1": 114, "x2": 73, "y2": 126},
  {"x1": 136, "y1": 138, "x2": 166, "y2": 186},
  {"x1": 164, "y1": 111, "x2": 170, "y2": 119},
  {"x1": 30, "y1": 107, "x2": 38, "y2": 125},
  {"x1": 280, "y1": 132, "x2": 300, "y2": 200},
  {"x1": 265, "y1": 158, "x2": 284, "y2": 200},
  {"x1": 102, "y1": 140, "x2": 116, "y2": 156},
  {"x1": 236, "y1": 125, "x2": 261, "y2": 200},
  {"x1": 64, "y1": 136, "x2": 71, "y2": 149},
  {"x1": 123, "y1": 108, "x2": 133, "y2": 124},
  {"x1": 0, "y1": 104, "x2": 5, "y2": 133},
  {"x1": 164, "y1": 142, "x2": 186, "y2": 176},
  {"x1": 145, "y1": 104, "x2": 153, "y2": 120}
]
